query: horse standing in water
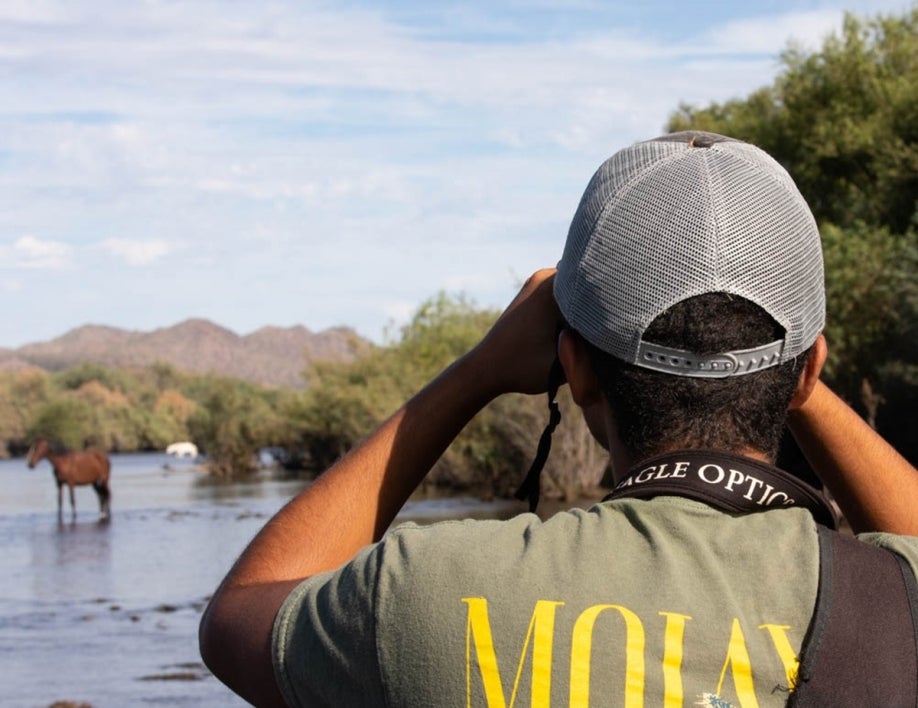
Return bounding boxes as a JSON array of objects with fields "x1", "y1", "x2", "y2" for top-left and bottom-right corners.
[{"x1": 26, "y1": 438, "x2": 112, "y2": 520}]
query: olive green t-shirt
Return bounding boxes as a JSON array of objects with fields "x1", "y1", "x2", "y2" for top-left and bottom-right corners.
[{"x1": 272, "y1": 497, "x2": 918, "y2": 707}]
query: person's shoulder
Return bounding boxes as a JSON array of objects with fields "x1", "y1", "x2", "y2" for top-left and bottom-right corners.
[
  {"x1": 384, "y1": 503, "x2": 617, "y2": 544},
  {"x1": 383, "y1": 513, "x2": 542, "y2": 551},
  {"x1": 379, "y1": 508, "x2": 604, "y2": 570}
]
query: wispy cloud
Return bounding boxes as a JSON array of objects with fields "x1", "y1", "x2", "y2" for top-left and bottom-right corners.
[
  {"x1": 1, "y1": 235, "x2": 72, "y2": 269},
  {"x1": 98, "y1": 238, "x2": 178, "y2": 267},
  {"x1": 702, "y1": 9, "x2": 845, "y2": 55}
]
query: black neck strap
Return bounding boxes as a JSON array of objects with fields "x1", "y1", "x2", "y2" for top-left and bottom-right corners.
[
  {"x1": 514, "y1": 356, "x2": 564, "y2": 513},
  {"x1": 603, "y1": 449, "x2": 837, "y2": 529}
]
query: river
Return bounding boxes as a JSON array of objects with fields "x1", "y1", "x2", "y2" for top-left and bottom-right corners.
[{"x1": 0, "y1": 453, "x2": 527, "y2": 707}]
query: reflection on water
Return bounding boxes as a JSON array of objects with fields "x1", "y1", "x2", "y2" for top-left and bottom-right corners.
[
  {"x1": 0, "y1": 452, "x2": 540, "y2": 707},
  {"x1": 29, "y1": 519, "x2": 114, "y2": 601}
]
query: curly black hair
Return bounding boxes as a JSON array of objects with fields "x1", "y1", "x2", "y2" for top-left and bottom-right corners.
[{"x1": 584, "y1": 293, "x2": 810, "y2": 462}]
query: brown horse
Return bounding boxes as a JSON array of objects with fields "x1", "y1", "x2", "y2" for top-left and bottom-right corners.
[{"x1": 26, "y1": 438, "x2": 112, "y2": 519}]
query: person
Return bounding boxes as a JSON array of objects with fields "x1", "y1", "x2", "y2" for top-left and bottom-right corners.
[{"x1": 199, "y1": 132, "x2": 918, "y2": 707}]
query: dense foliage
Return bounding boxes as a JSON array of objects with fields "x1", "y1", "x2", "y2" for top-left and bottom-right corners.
[
  {"x1": 0, "y1": 364, "x2": 267, "y2": 464},
  {"x1": 277, "y1": 293, "x2": 606, "y2": 499},
  {"x1": 668, "y1": 6, "x2": 918, "y2": 461}
]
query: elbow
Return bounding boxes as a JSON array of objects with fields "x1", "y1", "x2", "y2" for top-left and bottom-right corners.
[
  {"x1": 198, "y1": 590, "x2": 249, "y2": 694},
  {"x1": 198, "y1": 594, "x2": 230, "y2": 682},
  {"x1": 198, "y1": 582, "x2": 293, "y2": 707},
  {"x1": 198, "y1": 593, "x2": 255, "y2": 701}
]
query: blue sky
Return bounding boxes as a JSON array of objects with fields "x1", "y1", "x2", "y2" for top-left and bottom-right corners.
[{"x1": 0, "y1": 0, "x2": 912, "y2": 349}]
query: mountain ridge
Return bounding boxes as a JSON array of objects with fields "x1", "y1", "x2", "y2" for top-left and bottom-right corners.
[{"x1": 0, "y1": 319, "x2": 369, "y2": 388}]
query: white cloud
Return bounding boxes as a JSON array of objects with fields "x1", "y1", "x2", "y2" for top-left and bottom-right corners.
[
  {"x1": 701, "y1": 9, "x2": 844, "y2": 55},
  {"x1": 99, "y1": 238, "x2": 176, "y2": 266},
  {"x1": 2, "y1": 235, "x2": 72, "y2": 269}
]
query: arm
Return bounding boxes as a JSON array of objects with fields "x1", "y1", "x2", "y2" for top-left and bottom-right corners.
[
  {"x1": 199, "y1": 269, "x2": 561, "y2": 705},
  {"x1": 787, "y1": 379, "x2": 918, "y2": 536}
]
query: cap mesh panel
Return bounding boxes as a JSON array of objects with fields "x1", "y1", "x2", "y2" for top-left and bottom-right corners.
[{"x1": 555, "y1": 134, "x2": 825, "y2": 370}]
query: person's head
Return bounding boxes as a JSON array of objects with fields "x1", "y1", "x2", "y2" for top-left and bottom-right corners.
[{"x1": 554, "y1": 131, "x2": 826, "y2": 466}]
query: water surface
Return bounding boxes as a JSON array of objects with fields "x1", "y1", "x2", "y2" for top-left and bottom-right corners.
[{"x1": 1, "y1": 453, "x2": 524, "y2": 707}]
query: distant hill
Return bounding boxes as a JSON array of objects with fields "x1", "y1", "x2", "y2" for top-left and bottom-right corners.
[{"x1": 0, "y1": 319, "x2": 370, "y2": 388}]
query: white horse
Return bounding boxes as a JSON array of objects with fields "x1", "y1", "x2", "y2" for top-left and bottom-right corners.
[{"x1": 166, "y1": 441, "x2": 199, "y2": 459}]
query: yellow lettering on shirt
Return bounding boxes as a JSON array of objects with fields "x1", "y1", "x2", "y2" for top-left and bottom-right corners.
[
  {"x1": 462, "y1": 597, "x2": 564, "y2": 708},
  {"x1": 461, "y1": 599, "x2": 798, "y2": 707},
  {"x1": 716, "y1": 618, "x2": 758, "y2": 708},
  {"x1": 660, "y1": 612, "x2": 692, "y2": 707},
  {"x1": 570, "y1": 604, "x2": 645, "y2": 708}
]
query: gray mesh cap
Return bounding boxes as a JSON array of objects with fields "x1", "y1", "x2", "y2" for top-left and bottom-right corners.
[{"x1": 554, "y1": 131, "x2": 825, "y2": 378}]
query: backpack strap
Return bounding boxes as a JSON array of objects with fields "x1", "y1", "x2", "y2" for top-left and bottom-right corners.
[{"x1": 790, "y1": 525, "x2": 918, "y2": 706}]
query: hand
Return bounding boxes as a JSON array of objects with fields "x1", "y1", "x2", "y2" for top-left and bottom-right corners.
[{"x1": 469, "y1": 268, "x2": 562, "y2": 397}]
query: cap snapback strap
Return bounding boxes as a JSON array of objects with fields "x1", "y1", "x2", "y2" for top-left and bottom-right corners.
[{"x1": 635, "y1": 339, "x2": 785, "y2": 378}]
